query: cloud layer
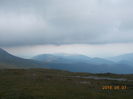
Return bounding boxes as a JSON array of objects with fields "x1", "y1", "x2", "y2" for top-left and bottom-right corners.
[
  {"x1": 5, "y1": 43, "x2": 133, "y2": 58},
  {"x1": 0, "y1": 0, "x2": 133, "y2": 46}
]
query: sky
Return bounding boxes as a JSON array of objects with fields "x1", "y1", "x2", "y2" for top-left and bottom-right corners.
[{"x1": 1, "y1": 0, "x2": 133, "y2": 58}]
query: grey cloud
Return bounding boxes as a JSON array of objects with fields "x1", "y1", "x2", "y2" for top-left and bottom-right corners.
[{"x1": 0, "y1": 0, "x2": 133, "y2": 47}]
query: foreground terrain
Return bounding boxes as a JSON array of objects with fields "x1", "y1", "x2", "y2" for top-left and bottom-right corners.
[{"x1": 0, "y1": 69, "x2": 133, "y2": 99}]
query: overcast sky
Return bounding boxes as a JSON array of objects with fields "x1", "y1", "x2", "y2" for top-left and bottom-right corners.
[{"x1": 1, "y1": 0, "x2": 133, "y2": 58}]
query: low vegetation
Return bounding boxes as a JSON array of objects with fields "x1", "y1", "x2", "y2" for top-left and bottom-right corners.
[{"x1": 0, "y1": 68, "x2": 132, "y2": 99}]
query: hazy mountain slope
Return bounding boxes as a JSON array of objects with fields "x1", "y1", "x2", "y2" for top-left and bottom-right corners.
[
  {"x1": 88, "y1": 57, "x2": 115, "y2": 65},
  {"x1": 42, "y1": 62, "x2": 133, "y2": 74},
  {"x1": 33, "y1": 54, "x2": 91, "y2": 63},
  {"x1": 108, "y1": 53, "x2": 133, "y2": 66},
  {"x1": 0, "y1": 48, "x2": 45, "y2": 68}
]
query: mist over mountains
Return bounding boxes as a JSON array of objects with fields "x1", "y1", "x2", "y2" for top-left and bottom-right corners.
[{"x1": 0, "y1": 48, "x2": 133, "y2": 74}]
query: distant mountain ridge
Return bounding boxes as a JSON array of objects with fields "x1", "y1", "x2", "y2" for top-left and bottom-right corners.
[
  {"x1": 33, "y1": 53, "x2": 133, "y2": 74},
  {"x1": 33, "y1": 54, "x2": 91, "y2": 63}
]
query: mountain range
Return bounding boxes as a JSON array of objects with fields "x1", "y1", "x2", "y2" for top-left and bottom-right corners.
[
  {"x1": 33, "y1": 53, "x2": 133, "y2": 74},
  {"x1": 0, "y1": 48, "x2": 133, "y2": 74}
]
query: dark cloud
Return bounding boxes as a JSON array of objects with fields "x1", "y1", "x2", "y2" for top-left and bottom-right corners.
[{"x1": 0, "y1": 0, "x2": 133, "y2": 47}]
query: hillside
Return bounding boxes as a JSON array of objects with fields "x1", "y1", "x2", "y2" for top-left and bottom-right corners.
[{"x1": 0, "y1": 48, "x2": 46, "y2": 68}]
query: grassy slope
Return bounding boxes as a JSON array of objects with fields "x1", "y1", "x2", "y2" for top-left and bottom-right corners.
[{"x1": 0, "y1": 69, "x2": 132, "y2": 99}]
